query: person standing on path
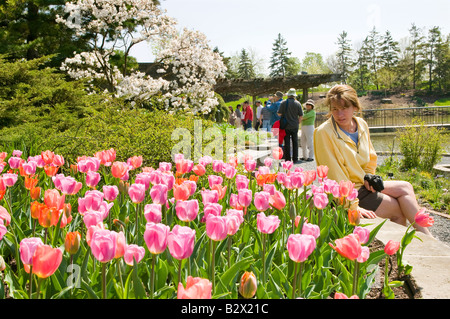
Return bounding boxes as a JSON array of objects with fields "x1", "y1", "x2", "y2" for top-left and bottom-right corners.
[
  {"x1": 277, "y1": 88, "x2": 303, "y2": 163},
  {"x1": 261, "y1": 100, "x2": 273, "y2": 132},
  {"x1": 243, "y1": 100, "x2": 253, "y2": 130},
  {"x1": 300, "y1": 99, "x2": 316, "y2": 161},
  {"x1": 235, "y1": 104, "x2": 242, "y2": 129},
  {"x1": 254, "y1": 100, "x2": 263, "y2": 131},
  {"x1": 269, "y1": 91, "x2": 283, "y2": 127}
]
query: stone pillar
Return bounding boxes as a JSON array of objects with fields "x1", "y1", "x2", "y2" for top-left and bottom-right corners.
[{"x1": 302, "y1": 88, "x2": 308, "y2": 103}]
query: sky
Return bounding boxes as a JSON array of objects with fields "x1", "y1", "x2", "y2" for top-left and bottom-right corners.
[{"x1": 130, "y1": 0, "x2": 449, "y2": 75}]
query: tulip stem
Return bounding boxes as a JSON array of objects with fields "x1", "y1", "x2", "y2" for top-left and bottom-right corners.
[
  {"x1": 178, "y1": 259, "x2": 182, "y2": 288},
  {"x1": 262, "y1": 233, "x2": 266, "y2": 284},
  {"x1": 227, "y1": 236, "x2": 232, "y2": 269},
  {"x1": 36, "y1": 277, "x2": 43, "y2": 299},
  {"x1": 352, "y1": 260, "x2": 359, "y2": 297},
  {"x1": 292, "y1": 262, "x2": 297, "y2": 299},
  {"x1": 211, "y1": 240, "x2": 216, "y2": 293},
  {"x1": 102, "y1": 262, "x2": 107, "y2": 299},
  {"x1": 297, "y1": 261, "x2": 303, "y2": 297},
  {"x1": 150, "y1": 254, "x2": 156, "y2": 299},
  {"x1": 28, "y1": 265, "x2": 33, "y2": 299}
]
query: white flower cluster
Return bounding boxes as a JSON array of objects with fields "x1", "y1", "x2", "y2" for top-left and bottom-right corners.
[{"x1": 56, "y1": 0, "x2": 227, "y2": 115}]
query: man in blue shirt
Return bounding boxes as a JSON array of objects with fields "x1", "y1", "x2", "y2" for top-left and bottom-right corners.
[{"x1": 269, "y1": 91, "x2": 283, "y2": 127}]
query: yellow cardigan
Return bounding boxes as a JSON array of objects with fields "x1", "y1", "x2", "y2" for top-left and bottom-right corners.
[{"x1": 313, "y1": 116, "x2": 377, "y2": 189}]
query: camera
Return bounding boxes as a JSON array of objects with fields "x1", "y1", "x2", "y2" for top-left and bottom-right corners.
[{"x1": 364, "y1": 174, "x2": 384, "y2": 192}]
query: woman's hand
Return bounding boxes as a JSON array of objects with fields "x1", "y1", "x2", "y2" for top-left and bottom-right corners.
[
  {"x1": 364, "y1": 180, "x2": 375, "y2": 193},
  {"x1": 359, "y1": 207, "x2": 377, "y2": 219}
]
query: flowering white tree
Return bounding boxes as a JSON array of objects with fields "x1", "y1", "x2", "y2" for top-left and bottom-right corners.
[{"x1": 57, "y1": 0, "x2": 226, "y2": 114}]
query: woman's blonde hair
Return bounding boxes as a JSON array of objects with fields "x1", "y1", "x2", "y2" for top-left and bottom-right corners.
[{"x1": 325, "y1": 84, "x2": 362, "y2": 118}]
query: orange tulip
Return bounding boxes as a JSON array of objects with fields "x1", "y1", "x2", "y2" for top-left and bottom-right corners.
[
  {"x1": 30, "y1": 186, "x2": 41, "y2": 200},
  {"x1": 44, "y1": 189, "x2": 65, "y2": 211},
  {"x1": 38, "y1": 206, "x2": 60, "y2": 228},
  {"x1": 348, "y1": 209, "x2": 360, "y2": 226},
  {"x1": 239, "y1": 271, "x2": 257, "y2": 299},
  {"x1": 30, "y1": 201, "x2": 44, "y2": 219},
  {"x1": 211, "y1": 184, "x2": 227, "y2": 200},
  {"x1": 44, "y1": 165, "x2": 59, "y2": 177},
  {"x1": 65, "y1": 231, "x2": 81, "y2": 255},
  {"x1": 0, "y1": 190, "x2": 5, "y2": 201},
  {"x1": 32, "y1": 245, "x2": 63, "y2": 279},
  {"x1": 24, "y1": 175, "x2": 39, "y2": 190}
]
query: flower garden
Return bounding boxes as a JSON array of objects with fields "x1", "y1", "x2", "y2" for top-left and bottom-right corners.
[{"x1": 0, "y1": 147, "x2": 434, "y2": 300}]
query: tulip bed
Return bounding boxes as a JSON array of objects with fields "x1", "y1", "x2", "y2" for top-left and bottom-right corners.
[{"x1": 0, "y1": 147, "x2": 432, "y2": 299}]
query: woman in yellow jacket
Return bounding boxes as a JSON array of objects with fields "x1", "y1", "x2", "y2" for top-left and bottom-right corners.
[{"x1": 314, "y1": 85, "x2": 432, "y2": 236}]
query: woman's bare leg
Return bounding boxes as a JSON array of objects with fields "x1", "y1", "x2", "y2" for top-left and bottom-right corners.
[{"x1": 375, "y1": 180, "x2": 432, "y2": 236}]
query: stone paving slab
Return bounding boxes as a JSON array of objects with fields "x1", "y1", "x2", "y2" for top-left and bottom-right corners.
[{"x1": 363, "y1": 217, "x2": 450, "y2": 299}]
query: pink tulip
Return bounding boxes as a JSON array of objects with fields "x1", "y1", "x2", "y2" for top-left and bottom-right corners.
[
  {"x1": 52, "y1": 154, "x2": 65, "y2": 167},
  {"x1": 144, "y1": 222, "x2": 170, "y2": 254},
  {"x1": 264, "y1": 157, "x2": 273, "y2": 168},
  {"x1": 22, "y1": 161, "x2": 37, "y2": 175},
  {"x1": 103, "y1": 185, "x2": 119, "y2": 202},
  {"x1": 235, "y1": 175, "x2": 249, "y2": 190},
  {"x1": 357, "y1": 246, "x2": 370, "y2": 263},
  {"x1": 270, "y1": 190, "x2": 286, "y2": 210},
  {"x1": 384, "y1": 240, "x2": 400, "y2": 256},
  {"x1": 114, "y1": 231, "x2": 126, "y2": 259},
  {"x1": 86, "y1": 171, "x2": 101, "y2": 188},
  {"x1": 229, "y1": 193, "x2": 243, "y2": 210},
  {"x1": 128, "y1": 183, "x2": 146, "y2": 203},
  {"x1": 339, "y1": 180, "x2": 354, "y2": 198},
  {"x1": 244, "y1": 159, "x2": 256, "y2": 172},
  {"x1": 111, "y1": 161, "x2": 128, "y2": 178},
  {"x1": 144, "y1": 204, "x2": 162, "y2": 223},
  {"x1": 316, "y1": 165, "x2": 329, "y2": 180},
  {"x1": 238, "y1": 188, "x2": 252, "y2": 208},
  {"x1": 290, "y1": 172, "x2": 305, "y2": 189},
  {"x1": 19, "y1": 237, "x2": 44, "y2": 266},
  {"x1": 135, "y1": 172, "x2": 152, "y2": 190},
  {"x1": 414, "y1": 208, "x2": 434, "y2": 228},
  {"x1": 83, "y1": 211, "x2": 105, "y2": 228},
  {"x1": 212, "y1": 160, "x2": 224, "y2": 173},
  {"x1": 353, "y1": 226, "x2": 370, "y2": 245},
  {"x1": 31, "y1": 245, "x2": 63, "y2": 279},
  {"x1": 313, "y1": 193, "x2": 328, "y2": 210},
  {"x1": 95, "y1": 148, "x2": 116, "y2": 166},
  {"x1": 78, "y1": 190, "x2": 104, "y2": 214},
  {"x1": 12, "y1": 150, "x2": 22, "y2": 157},
  {"x1": 323, "y1": 179, "x2": 338, "y2": 194},
  {"x1": 55, "y1": 175, "x2": 82, "y2": 195},
  {"x1": 347, "y1": 188, "x2": 358, "y2": 201},
  {"x1": 124, "y1": 244, "x2": 145, "y2": 266},
  {"x1": 2, "y1": 173, "x2": 18, "y2": 187},
  {"x1": 301, "y1": 222, "x2": 320, "y2": 239},
  {"x1": 177, "y1": 276, "x2": 212, "y2": 299},
  {"x1": 225, "y1": 210, "x2": 244, "y2": 235},
  {"x1": 201, "y1": 189, "x2": 219, "y2": 205},
  {"x1": 0, "y1": 205, "x2": 11, "y2": 226},
  {"x1": 286, "y1": 234, "x2": 316, "y2": 263},
  {"x1": 90, "y1": 229, "x2": 117, "y2": 263},
  {"x1": 272, "y1": 147, "x2": 283, "y2": 160},
  {"x1": 8, "y1": 156, "x2": 22, "y2": 169},
  {"x1": 208, "y1": 175, "x2": 223, "y2": 189},
  {"x1": 159, "y1": 162, "x2": 172, "y2": 172},
  {"x1": 206, "y1": 215, "x2": 228, "y2": 241},
  {"x1": 186, "y1": 180, "x2": 197, "y2": 197},
  {"x1": 202, "y1": 203, "x2": 222, "y2": 222},
  {"x1": 78, "y1": 157, "x2": 101, "y2": 173},
  {"x1": 304, "y1": 170, "x2": 316, "y2": 186},
  {"x1": 160, "y1": 173, "x2": 175, "y2": 191},
  {"x1": 86, "y1": 223, "x2": 105, "y2": 247},
  {"x1": 282, "y1": 161, "x2": 293, "y2": 171},
  {"x1": 263, "y1": 184, "x2": 275, "y2": 196},
  {"x1": 334, "y1": 292, "x2": 359, "y2": 299},
  {"x1": 0, "y1": 220, "x2": 7, "y2": 241},
  {"x1": 329, "y1": 233, "x2": 362, "y2": 261},
  {"x1": 257, "y1": 212, "x2": 280, "y2": 234},
  {"x1": 254, "y1": 191, "x2": 271, "y2": 212},
  {"x1": 167, "y1": 225, "x2": 196, "y2": 260},
  {"x1": 150, "y1": 184, "x2": 168, "y2": 205},
  {"x1": 176, "y1": 199, "x2": 199, "y2": 222},
  {"x1": 223, "y1": 164, "x2": 236, "y2": 179}
]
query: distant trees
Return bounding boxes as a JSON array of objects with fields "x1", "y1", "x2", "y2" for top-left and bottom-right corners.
[
  {"x1": 334, "y1": 24, "x2": 449, "y2": 93},
  {"x1": 238, "y1": 49, "x2": 256, "y2": 79},
  {"x1": 269, "y1": 33, "x2": 291, "y2": 77}
]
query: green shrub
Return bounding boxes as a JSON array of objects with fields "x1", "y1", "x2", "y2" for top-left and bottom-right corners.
[{"x1": 398, "y1": 118, "x2": 444, "y2": 171}]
